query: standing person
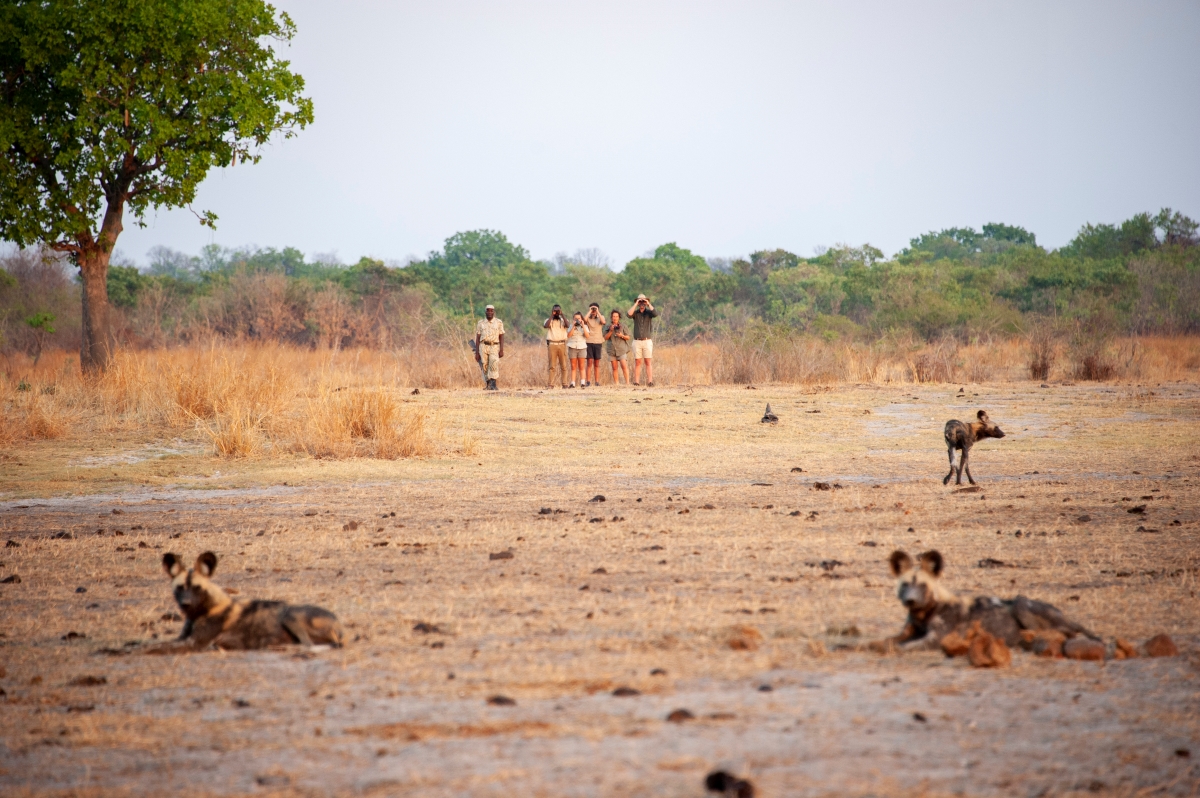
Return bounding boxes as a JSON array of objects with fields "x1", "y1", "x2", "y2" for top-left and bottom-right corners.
[
  {"x1": 566, "y1": 311, "x2": 588, "y2": 388},
  {"x1": 544, "y1": 304, "x2": 570, "y2": 388},
  {"x1": 627, "y1": 294, "x2": 657, "y2": 387},
  {"x1": 604, "y1": 309, "x2": 631, "y2": 386},
  {"x1": 474, "y1": 304, "x2": 505, "y2": 390},
  {"x1": 583, "y1": 302, "x2": 605, "y2": 387}
]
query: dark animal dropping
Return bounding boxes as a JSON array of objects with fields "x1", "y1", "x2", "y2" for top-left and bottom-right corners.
[{"x1": 705, "y1": 770, "x2": 755, "y2": 797}]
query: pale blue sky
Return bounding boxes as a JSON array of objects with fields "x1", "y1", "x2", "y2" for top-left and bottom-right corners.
[{"x1": 117, "y1": 1, "x2": 1200, "y2": 267}]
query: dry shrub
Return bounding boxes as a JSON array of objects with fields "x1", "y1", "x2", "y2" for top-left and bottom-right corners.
[
  {"x1": 1069, "y1": 313, "x2": 1118, "y2": 381},
  {"x1": 654, "y1": 342, "x2": 715, "y2": 385},
  {"x1": 841, "y1": 342, "x2": 886, "y2": 383},
  {"x1": 201, "y1": 404, "x2": 267, "y2": 458},
  {"x1": 24, "y1": 393, "x2": 68, "y2": 439},
  {"x1": 288, "y1": 387, "x2": 433, "y2": 460},
  {"x1": 166, "y1": 346, "x2": 294, "y2": 424},
  {"x1": 0, "y1": 389, "x2": 71, "y2": 442},
  {"x1": 713, "y1": 330, "x2": 844, "y2": 385},
  {"x1": 1026, "y1": 322, "x2": 1058, "y2": 381},
  {"x1": 1074, "y1": 353, "x2": 1114, "y2": 381},
  {"x1": 1125, "y1": 335, "x2": 1200, "y2": 380},
  {"x1": 908, "y1": 338, "x2": 958, "y2": 383},
  {"x1": 3, "y1": 335, "x2": 1196, "y2": 457}
]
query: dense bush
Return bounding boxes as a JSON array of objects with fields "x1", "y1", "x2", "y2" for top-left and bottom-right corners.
[{"x1": 1, "y1": 210, "x2": 1197, "y2": 360}]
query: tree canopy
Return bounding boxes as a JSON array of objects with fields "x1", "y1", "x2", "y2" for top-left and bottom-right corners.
[
  {"x1": 0, "y1": 0, "x2": 312, "y2": 371},
  {"x1": 4, "y1": 210, "x2": 1196, "y2": 357}
]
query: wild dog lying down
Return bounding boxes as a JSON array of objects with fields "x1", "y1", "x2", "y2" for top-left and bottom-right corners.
[
  {"x1": 943, "y1": 410, "x2": 1005, "y2": 485},
  {"x1": 875, "y1": 549, "x2": 1096, "y2": 651},
  {"x1": 148, "y1": 552, "x2": 344, "y2": 652}
]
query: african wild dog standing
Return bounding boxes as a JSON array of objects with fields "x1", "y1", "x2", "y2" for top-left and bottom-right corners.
[
  {"x1": 943, "y1": 410, "x2": 1005, "y2": 485},
  {"x1": 875, "y1": 549, "x2": 1096, "y2": 651},
  {"x1": 148, "y1": 552, "x2": 344, "y2": 652}
]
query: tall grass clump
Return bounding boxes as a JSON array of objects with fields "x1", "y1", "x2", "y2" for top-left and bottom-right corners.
[
  {"x1": 1069, "y1": 315, "x2": 1116, "y2": 381},
  {"x1": 1027, "y1": 322, "x2": 1058, "y2": 381},
  {"x1": 288, "y1": 386, "x2": 433, "y2": 460}
]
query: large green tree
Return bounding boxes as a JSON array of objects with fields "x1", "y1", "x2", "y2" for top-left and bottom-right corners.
[{"x1": 0, "y1": 0, "x2": 312, "y2": 373}]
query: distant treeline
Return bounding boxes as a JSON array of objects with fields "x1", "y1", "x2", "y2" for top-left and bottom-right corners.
[{"x1": 1, "y1": 209, "x2": 1197, "y2": 356}]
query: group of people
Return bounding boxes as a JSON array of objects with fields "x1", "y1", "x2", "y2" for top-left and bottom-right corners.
[{"x1": 472, "y1": 295, "x2": 658, "y2": 390}]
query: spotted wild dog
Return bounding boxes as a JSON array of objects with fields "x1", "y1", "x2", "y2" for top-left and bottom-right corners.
[
  {"x1": 943, "y1": 410, "x2": 1005, "y2": 485},
  {"x1": 147, "y1": 552, "x2": 345, "y2": 652},
  {"x1": 873, "y1": 549, "x2": 1096, "y2": 652}
]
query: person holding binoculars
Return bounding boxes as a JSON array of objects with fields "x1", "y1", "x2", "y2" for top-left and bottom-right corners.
[
  {"x1": 626, "y1": 294, "x2": 657, "y2": 387},
  {"x1": 543, "y1": 304, "x2": 570, "y2": 388}
]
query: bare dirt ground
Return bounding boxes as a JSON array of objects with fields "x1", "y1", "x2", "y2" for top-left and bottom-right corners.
[{"x1": 1, "y1": 382, "x2": 1198, "y2": 797}]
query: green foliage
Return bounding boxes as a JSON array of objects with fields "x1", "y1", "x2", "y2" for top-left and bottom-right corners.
[
  {"x1": 902, "y1": 224, "x2": 1038, "y2": 261},
  {"x1": 0, "y1": 0, "x2": 313, "y2": 250},
  {"x1": 981, "y1": 223, "x2": 1036, "y2": 246},
  {"x1": 24, "y1": 309, "x2": 55, "y2": 364},
  {"x1": 25, "y1": 310, "x2": 54, "y2": 333},
  {"x1": 6, "y1": 209, "x2": 1197, "y2": 351},
  {"x1": 106, "y1": 265, "x2": 145, "y2": 308},
  {"x1": 1063, "y1": 214, "x2": 1156, "y2": 260}
]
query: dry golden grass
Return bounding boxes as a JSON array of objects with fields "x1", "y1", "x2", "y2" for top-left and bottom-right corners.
[
  {"x1": 1, "y1": 345, "x2": 438, "y2": 462},
  {"x1": 2, "y1": 335, "x2": 1197, "y2": 459},
  {"x1": 0, "y1": 377, "x2": 1198, "y2": 795}
]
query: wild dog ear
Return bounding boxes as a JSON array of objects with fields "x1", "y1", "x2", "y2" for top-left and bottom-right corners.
[
  {"x1": 919, "y1": 550, "x2": 944, "y2": 577},
  {"x1": 977, "y1": 410, "x2": 989, "y2": 422},
  {"x1": 163, "y1": 553, "x2": 184, "y2": 578},
  {"x1": 888, "y1": 550, "x2": 913, "y2": 577},
  {"x1": 195, "y1": 551, "x2": 218, "y2": 577}
]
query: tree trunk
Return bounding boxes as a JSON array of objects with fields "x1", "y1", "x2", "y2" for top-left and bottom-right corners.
[
  {"x1": 79, "y1": 248, "x2": 113, "y2": 375},
  {"x1": 78, "y1": 197, "x2": 124, "y2": 375}
]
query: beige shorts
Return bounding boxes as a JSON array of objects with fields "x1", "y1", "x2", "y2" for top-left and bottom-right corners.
[
  {"x1": 633, "y1": 339, "x2": 653, "y2": 360},
  {"x1": 568, "y1": 347, "x2": 587, "y2": 360}
]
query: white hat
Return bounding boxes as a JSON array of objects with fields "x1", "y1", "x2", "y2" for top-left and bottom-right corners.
[
  {"x1": 637, "y1": 294, "x2": 647, "y2": 300},
  {"x1": 485, "y1": 304, "x2": 494, "y2": 310}
]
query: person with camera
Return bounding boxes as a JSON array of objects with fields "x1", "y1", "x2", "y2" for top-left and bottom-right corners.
[
  {"x1": 604, "y1": 308, "x2": 632, "y2": 386},
  {"x1": 566, "y1": 310, "x2": 588, "y2": 387},
  {"x1": 543, "y1": 304, "x2": 570, "y2": 388},
  {"x1": 583, "y1": 302, "x2": 606, "y2": 387},
  {"x1": 626, "y1": 293, "x2": 657, "y2": 387}
]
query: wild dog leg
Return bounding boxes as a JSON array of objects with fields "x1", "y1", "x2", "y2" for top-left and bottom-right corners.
[
  {"x1": 1012, "y1": 596, "x2": 1098, "y2": 640},
  {"x1": 944, "y1": 446, "x2": 957, "y2": 485},
  {"x1": 281, "y1": 611, "x2": 315, "y2": 645}
]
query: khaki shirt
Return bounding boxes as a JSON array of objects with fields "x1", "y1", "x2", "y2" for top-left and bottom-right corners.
[
  {"x1": 475, "y1": 317, "x2": 504, "y2": 344},
  {"x1": 567, "y1": 321, "x2": 587, "y2": 349},
  {"x1": 545, "y1": 316, "x2": 569, "y2": 343},
  {"x1": 583, "y1": 312, "x2": 606, "y2": 344}
]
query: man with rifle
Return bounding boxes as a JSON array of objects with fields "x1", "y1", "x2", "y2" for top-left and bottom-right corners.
[{"x1": 474, "y1": 305, "x2": 505, "y2": 390}]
